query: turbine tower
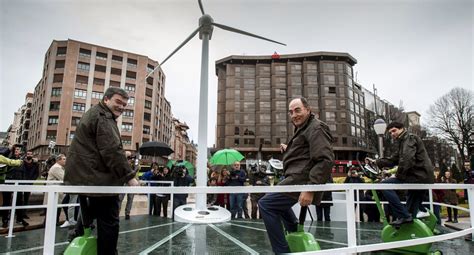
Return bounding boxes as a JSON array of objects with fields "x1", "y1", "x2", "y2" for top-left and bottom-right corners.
[{"x1": 147, "y1": 0, "x2": 285, "y2": 223}]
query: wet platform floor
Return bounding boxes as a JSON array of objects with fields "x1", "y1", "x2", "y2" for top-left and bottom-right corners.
[{"x1": 1, "y1": 215, "x2": 473, "y2": 254}]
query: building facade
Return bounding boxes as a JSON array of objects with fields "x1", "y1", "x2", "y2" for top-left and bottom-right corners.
[
  {"x1": 215, "y1": 52, "x2": 372, "y2": 165},
  {"x1": 15, "y1": 93, "x2": 34, "y2": 148},
  {"x1": 169, "y1": 117, "x2": 197, "y2": 167},
  {"x1": 27, "y1": 39, "x2": 173, "y2": 159}
]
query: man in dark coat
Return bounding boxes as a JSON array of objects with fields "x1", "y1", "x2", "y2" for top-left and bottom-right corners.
[
  {"x1": 64, "y1": 87, "x2": 139, "y2": 254},
  {"x1": 372, "y1": 121, "x2": 434, "y2": 227},
  {"x1": 259, "y1": 97, "x2": 334, "y2": 253}
]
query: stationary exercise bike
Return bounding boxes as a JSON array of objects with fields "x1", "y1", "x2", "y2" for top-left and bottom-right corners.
[{"x1": 361, "y1": 161, "x2": 442, "y2": 255}]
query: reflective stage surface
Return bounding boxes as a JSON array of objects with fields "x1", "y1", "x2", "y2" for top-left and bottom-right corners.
[{"x1": 1, "y1": 215, "x2": 473, "y2": 254}]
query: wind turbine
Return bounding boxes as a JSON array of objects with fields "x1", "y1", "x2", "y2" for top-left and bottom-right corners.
[{"x1": 147, "y1": 0, "x2": 285, "y2": 223}]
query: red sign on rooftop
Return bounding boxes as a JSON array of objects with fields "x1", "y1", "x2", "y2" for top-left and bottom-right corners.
[{"x1": 271, "y1": 51, "x2": 280, "y2": 59}]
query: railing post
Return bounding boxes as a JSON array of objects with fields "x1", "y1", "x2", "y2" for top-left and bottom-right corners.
[
  {"x1": 345, "y1": 187, "x2": 357, "y2": 253},
  {"x1": 170, "y1": 181, "x2": 174, "y2": 219},
  {"x1": 6, "y1": 181, "x2": 19, "y2": 238},
  {"x1": 43, "y1": 190, "x2": 58, "y2": 254},
  {"x1": 428, "y1": 187, "x2": 434, "y2": 212},
  {"x1": 468, "y1": 187, "x2": 474, "y2": 242}
]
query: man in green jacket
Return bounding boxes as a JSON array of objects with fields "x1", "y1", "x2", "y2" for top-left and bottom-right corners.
[
  {"x1": 64, "y1": 87, "x2": 139, "y2": 254},
  {"x1": 373, "y1": 121, "x2": 434, "y2": 227}
]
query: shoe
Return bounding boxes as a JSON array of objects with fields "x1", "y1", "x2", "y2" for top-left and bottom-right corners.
[
  {"x1": 446, "y1": 219, "x2": 452, "y2": 222},
  {"x1": 416, "y1": 211, "x2": 430, "y2": 218},
  {"x1": 452, "y1": 220, "x2": 458, "y2": 223},
  {"x1": 17, "y1": 220, "x2": 29, "y2": 227},
  {"x1": 390, "y1": 216, "x2": 413, "y2": 226},
  {"x1": 125, "y1": 215, "x2": 130, "y2": 220},
  {"x1": 60, "y1": 221, "x2": 72, "y2": 228}
]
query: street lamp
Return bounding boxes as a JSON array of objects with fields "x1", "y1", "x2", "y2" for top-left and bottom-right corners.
[{"x1": 373, "y1": 118, "x2": 387, "y2": 158}]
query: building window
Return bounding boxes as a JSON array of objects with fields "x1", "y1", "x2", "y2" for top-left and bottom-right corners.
[
  {"x1": 125, "y1": 84, "x2": 135, "y2": 92},
  {"x1": 77, "y1": 62, "x2": 90, "y2": 71},
  {"x1": 93, "y1": 78, "x2": 105, "y2": 86},
  {"x1": 55, "y1": 60, "x2": 65, "y2": 69},
  {"x1": 96, "y1": 52, "x2": 107, "y2": 60},
  {"x1": 126, "y1": 71, "x2": 136, "y2": 80},
  {"x1": 109, "y1": 80, "x2": 120, "y2": 87},
  {"x1": 91, "y1": 91, "x2": 103, "y2": 99},
  {"x1": 234, "y1": 138, "x2": 240, "y2": 145},
  {"x1": 325, "y1": 112, "x2": 336, "y2": 122},
  {"x1": 147, "y1": 64, "x2": 154, "y2": 73},
  {"x1": 342, "y1": 137, "x2": 347, "y2": 145},
  {"x1": 143, "y1": 125, "x2": 150, "y2": 135},
  {"x1": 51, "y1": 88, "x2": 61, "y2": 97},
  {"x1": 49, "y1": 102, "x2": 60, "y2": 111},
  {"x1": 122, "y1": 136, "x2": 132, "y2": 145},
  {"x1": 94, "y1": 65, "x2": 106, "y2": 73},
  {"x1": 144, "y1": 112, "x2": 151, "y2": 121},
  {"x1": 123, "y1": 110, "x2": 134, "y2": 118},
  {"x1": 53, "y1": 74, "x2": 63, "y2": 83},
  {"x1": 323, "y1": 63, "x2": 335, "y2": 72},
  {"x1": 74, "y1": 89, "x2": 87, "y2": 99},
  {"x1": 73, "y1": 103, "x2": 86, "y2": 112},
  {"x1": 71, "y1": 117, "x2": 81, "y2": 126},
  {"x1": 110, "y1": 67, "x2": 121, "y2": 76},
  {"x1": 128, "y1": 97, "x2": 135, "y2": 105},
  {"x1": 234, "y1": 127, "x2": 240, "y2": 135},
  {"x1": 79, "y1": 48, "x2": 91, "y2": 58},
  {"x1": 121, "y1": 123, "x2": 133, "y2": 132},
  {"x1": 146, "y1": 88, "x2": 153, "y2": 97},
  {"x1": 69, "y1": 132, "x2": 75, "y2": 140},
  {"x1": 112, "y1": 55, "x2": 122, "y2": 63},
  {"x1": 56, "y1": 47, "x2": 67, "y2": 57},
  {"x1": 127, "y1": 58, "x2": 137, "y2": 68},
  {"x1": 76, "y1": 75, "x2": 88, "y2": 86},
  {"x1": 145, "y1": 100, "x2": 152, "y2": 109},
  {"x1": 46, "y1": 130, "x2": 57, "y2": 140},
  {"x1": 48, "y1": 116, "x2": 59, "y2": 125}
]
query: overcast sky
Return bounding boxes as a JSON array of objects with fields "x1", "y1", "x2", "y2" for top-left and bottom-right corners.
[{"x1": 1, "y1": 0, "x2": 472, "y2": 145}]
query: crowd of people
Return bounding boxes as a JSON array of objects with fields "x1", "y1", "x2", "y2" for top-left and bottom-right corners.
[{"x1": 0, "y1": 93, "x2": 472, "y2": 254}]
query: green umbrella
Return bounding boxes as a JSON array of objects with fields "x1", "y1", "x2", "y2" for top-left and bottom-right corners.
[
  {"x1": 209, "y1": 149, "x2": 244, "y2": 166},
  {"x1": 176, "y1": 161, "x2": 195, "y2": 177},
  {"x1": 166, "y1": 159, "x2": 177, "y2": 169}
]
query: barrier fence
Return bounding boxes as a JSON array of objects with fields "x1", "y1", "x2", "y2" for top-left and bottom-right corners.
[{"x1": 0, "y1": 182, "x2": 472, "y2": 254}]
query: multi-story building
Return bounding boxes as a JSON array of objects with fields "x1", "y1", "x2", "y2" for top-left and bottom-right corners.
[
  {"x1": 4, "y1": 111, "x2": 21, "y2": 147},
  {"x1": 170, "y1": 117, "x2": 197, "y2": 167},
  {"x1": 215, "y1": 51, "x2": 372, "y2": 166},
  {"x1": 15, "y1": 93, "x2": 34, "y2": 148},
  {"x1": 27, "y1": 39, "x2": 173, "y2": 159}
]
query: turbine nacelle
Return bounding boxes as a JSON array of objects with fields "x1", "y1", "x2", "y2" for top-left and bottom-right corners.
[{"x1": 199, "y1": 14, "x2": 214, "y2": 39}]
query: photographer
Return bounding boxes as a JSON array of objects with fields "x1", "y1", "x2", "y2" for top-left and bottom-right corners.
[
  {"x1": 172, "y1": 165, "x2": 193, "y2": 219},
  {"x1": 156, "y1": 166, "x2": 172, "y2": 218},
  {"x1": 141, "y1": 162, "x2": 160, "y2": 216}
]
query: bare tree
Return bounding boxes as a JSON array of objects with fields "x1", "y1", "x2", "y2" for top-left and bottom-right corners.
[{"x1": 427, "y1": 87, "x2": 473, "y2": 164}]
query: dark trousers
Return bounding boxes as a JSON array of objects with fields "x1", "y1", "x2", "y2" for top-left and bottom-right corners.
[
  {"x1": 447, "y1": 207, "x2": 458, "y2": 221},
  {"x1": 258, "y1": 193, "x2": 298, "y2": 253},
  {"x1": 381, "y1": 177, "x2": 426, "y2": 220},
  {"x1": 173, "y1": 196, "x2": 187, "y2": 219},
  {"x1": 79, "y1": 195, "x2": 120, "y2": 255},
  {"x1": 149, "y1": 194, "x2": 157, "y2": 215},
  {"x1": 316, "y1": 205, "x2": 331, "y2": 221},
  {"x1": 155, "y1": 195, "x2": 169, "y2": 217},
  {"x1": 1, "y1": 191, "x2": 25, "y2": 223}
]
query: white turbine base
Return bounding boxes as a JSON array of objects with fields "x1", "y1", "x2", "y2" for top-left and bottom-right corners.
[{"x1": 174, "y1": 204, "x2": 231, "y2": 223}]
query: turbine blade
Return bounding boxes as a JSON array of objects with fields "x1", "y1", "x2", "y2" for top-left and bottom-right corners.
[
  {"x1": 146, "y1": 26, "x2": 202, "y2": 78},
  {"x1": 198, "y1": 0, "x2": 205, "y2": 15},
  {"x1": 212, "y1": 22, "x2": 286, "y2": 46}
]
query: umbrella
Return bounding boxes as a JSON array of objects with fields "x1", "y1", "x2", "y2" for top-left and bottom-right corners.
[
  {"x1": 166, "y1": 159, "x2": 177, "y2": 169},
  {"x1": 139, "y1": 141, "x2": 174, "y2": 157},
  {"x1": 209, "y1": 149, "x2": 244, "y2": 166},
  {"x1": 176, "y1": 160, "x2": 195, "y2": 177}
]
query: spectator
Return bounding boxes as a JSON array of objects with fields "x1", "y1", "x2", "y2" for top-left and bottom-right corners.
[
  {"x1": 0, "y1": 147, "x2": 22, "y2": 228},
  {"x1": 215, "y1": 168, "x2": 230, "y2": 209},
  {"x1": 156, "y1": 166, "x2": 172, "y2": 218},
  {"x1": 316, "y1": 176, "x2": 334, "y2": 222},
  {"x1": 4, "y1": 145, "x2": 29, "y2": 227},
  {"x1": 172, "y1": 166, "x2": 193, "y2": 219},
  {"x1": 249, "y1": 164, "x2": 269, "y2": 219},
  {"x1": 432, "y1": 172, "x2": 445, "y2": 225},
  {"x1": 363, "y1": 190, "x2": 380, "y2": 222},
  {"x1": 207, "y1": 177, "x2": 218, "y2": 205},
  {"x1": 141, "y1": 163, "x2": 160, "y2": 215},
  {"x1": 20, "y1": 150, "x2": 40, "y2": 219},
  {"x1": 119, "y1": 151, "x2": 139, "y2": 220},
  {"x1": 344, "y1": 167, "x2": 365, "y2": 221},
  {"x1": 442, "y1": 171, "x2": 458, "y2": 223},
  {"x1": 227, "y1": 161, "x2": 246, "y2": 219},
  {"x1": 46, "y1": 154, "x2": 66, "y2": 226}
]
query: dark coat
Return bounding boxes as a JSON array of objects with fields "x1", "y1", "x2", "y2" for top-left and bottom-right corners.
[
  {"x1": 443, "y1": 177, "x2": 458, "y2": 205},
  {"x1": 377, "y1": 131, "x2": 434, "y2": 184},
  {"x1": 64, "y1": 102, "x2": 135, "y2": 190},
  {"x1": 279, "y1": 113, "x2": 334, "y2": 204}
]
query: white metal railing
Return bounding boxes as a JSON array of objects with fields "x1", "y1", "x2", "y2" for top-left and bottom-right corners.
[{"x1": 0, "y1": 183, "x2": 472, "y2": 254}]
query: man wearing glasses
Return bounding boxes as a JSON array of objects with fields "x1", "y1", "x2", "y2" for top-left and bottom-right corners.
[
  {"x1": 65, "y1": 87, "x2": 139, "y2": 254},
  {"x1": 258, "y1": 97, "x2": 334, "y2": 253}
]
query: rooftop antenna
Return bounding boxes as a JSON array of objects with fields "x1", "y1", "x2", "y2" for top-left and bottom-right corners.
[{"x1": 148, "y1": 0, "x2": 285, "y2": 223}]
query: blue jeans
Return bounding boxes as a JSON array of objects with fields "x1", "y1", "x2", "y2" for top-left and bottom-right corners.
[
  {"x1": 229, "y1": 193, "x2": 244, "y2": 218},
  {"x1": 381, "y1": 177, "x2": 426, "y2": 220},
  {"x1": 258, "y1": 193, "x2": 298, "y2": 253}
]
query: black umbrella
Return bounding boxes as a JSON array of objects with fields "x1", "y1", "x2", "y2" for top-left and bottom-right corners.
[{"x1": 139, "y1": 141, "x2": 174, "y2": 157}]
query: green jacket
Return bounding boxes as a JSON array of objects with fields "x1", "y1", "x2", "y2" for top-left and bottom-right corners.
[
  {"x1": 377, "y1": 131, "x2": 434, "y2": 184},
  {"x1": 64, "y1": 102, "x2": 135, "y2": 189},
  {"x1": 0, "y1": 155, "x2": 22, "y2": 184}
]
